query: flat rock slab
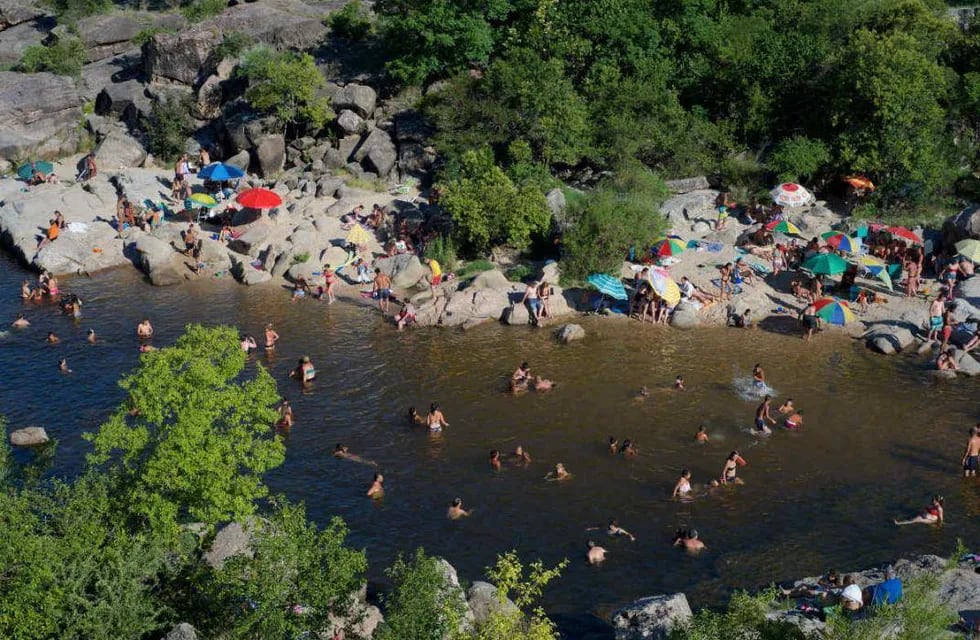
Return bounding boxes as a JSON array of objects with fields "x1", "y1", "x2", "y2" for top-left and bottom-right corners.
[{"x1": 10, "y1": 426, "x2": 49, "y2": 446}]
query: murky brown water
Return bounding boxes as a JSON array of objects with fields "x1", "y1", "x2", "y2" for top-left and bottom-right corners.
[{"x1": 1, "y1": 253, "x2": 978, "y2": 638}]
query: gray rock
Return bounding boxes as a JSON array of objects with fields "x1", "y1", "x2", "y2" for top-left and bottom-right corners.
[
  {"x1": 943, "y1": 204, "x2": 980, "y2": 246},
  {"x1": 612, "y1": 593, "x2": 693, "y2": 640},
  {"x1": 865, "y1": 325, "x2": 915, "y2": 354},
  {"x1": 332, "y1": 83, "x2": 377, "y2": 118},
  {"x1": 316, "y1": 176, "x2": 344, "y2": 198},
  {"x1": 545, "y1": 188, "x2": 566, "y2": 218},
  {"x1": 397, "y1": 142, "x2": 436, "y2": 176},
  {"x1": 209, "y1": 0, "x2": 326, "y2": 51},
  {"x1": 229, "y1": 223, "x2": 275, "y2": 256},
  {"x1": 128, "y1": 233, "x2": 184, "y2": 286},
  {"x1": 338, "y1": 134, "x2": 361, "y2": 162},
  {"x1": 203, "y1": 521, "x2": 254, "y2": 569},
  {"x1": 691, "y1": 221, "x2": 712, "y2": 235},
  {"x1": 9, "y1": 426, "x2": 49, "y2": 447},
  {"x1": 195, "y1": 74, "x2": 223, "y2": 120},
  {"x1": 164, "y1": 623, "x2": 198, "y2": 640},
  {"x1": 670, "y1": 303, "x2": 700, "y2": 329},
  {"x1": 0, "y1": 19, "x2": 48, "y2": 68},
  {"x1": 336, "y1": 109, "x2": 364, "y2": 135},
  {"x1": 503, "y1": 302, "x2": 530, "y2": 326},
  {"x1": 659, "y1": 189, "x2": 719, "y2": 229},
  {"x1": 871, "y1": 336, "x2": 897, "y2": 355},
  {"x1": 0, "y1": 71, "x2": 82, "y2": 159},
  {"x1": 354, "y1": 128, "x2": 397, "y2": 177},
  {"x1": 95, "y1": 130, "x2": 147, "y2": 169},
  {"x1": 95, "y1": 79, "x2": 151, "y2": 127},
  {"x1": 255, "y1": 134, "x2": 285, "y2": 177},
  {"x1": 376, "y1": 253, "x2": 425, "y2": 288},
  {"x1": 764, "y1": 610, "x2": 825, "y2": 638},
  {"x1": 226, "y1": 149, "x2": 250, "y2": 171},
  {"x1": 466, "y1": 581, "x2": 519, "y2": 626},
  {"x1": 74, "y1": 13, "x2": 141, "y2": 62},
  {"x1": 144, "y1": 29, "x2": 219, "y2": 85},
  {"x1": 665, "y1": 176, "x2": 711, "y2": 194},
  {"x1": 556, "y1": 323, "x2": 585, "y2": 343},
  {"x1": 0, "y1": 0, "x2": 45, "y2": 27},
  {"x1": 954, "y1": 350, "x2": 980, "y2": 376}
]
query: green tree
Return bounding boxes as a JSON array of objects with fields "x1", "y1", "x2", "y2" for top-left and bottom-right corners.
[
  {"x1": 471, "y1": 552, "x2": 567, "y2": 640},
  {"x1": 85, "y1": 325, "x2": 285, "y2": 536},
  {"x1": 767, "y1": 136, "x2": 830, "y2": 184},
  {"x1": 145, "y1": 94, "x2": 192, "y2": 162},
  {"x1": 375, "y1": 548, "x2": 467, "y2": 640},
  {"x1": 439, "y1": 147, "x2": 551, "y2": 254},
  {"x1": 327, "y1": 0, "x2": 376, "y2": 41},
  {"x1": 202, "y1": 499, "x2": 367, "y2": 640},
  {"x1": 239, "y1": 47, "x2": 333, "y2": 131},
  {"x1": 561, "y1": 163, "x2": 669, "y2": 279},
  {"x1": 19, "y1": 37, "x2": 87, "y2": 77}
]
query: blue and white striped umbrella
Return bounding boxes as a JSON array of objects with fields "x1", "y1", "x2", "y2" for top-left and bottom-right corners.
[{"x1": 587, "y1": 273, "x2": 628, "y2": 301}]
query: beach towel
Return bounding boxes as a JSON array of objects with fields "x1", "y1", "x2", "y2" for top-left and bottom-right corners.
[
  {"x1": 66, "y1": 222, "x2": 89, "y2": 233},
  {"x1": 706, "y1": 243, "x2": 724, "y2": 253}
]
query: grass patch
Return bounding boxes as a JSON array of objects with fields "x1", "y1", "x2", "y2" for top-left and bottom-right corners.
[
  {"x1": 213, "y1": 31, "x2": 254, "y2": 61},
  {"x1": 422, "y1": 235, "x2": 457, "y2": 272},
  {"x1": 456, "y1": 259, "x2": 494, "y2": 279},
  {"x1": 506, "y1": 264, "x2": 533, "y2": 282},
  {"x1": 19, "y1": 37, "x2": 86, "y2": 77},
  {"x1": 181, "y1": 0, "x2": 226, "y2": 22},
  {"x1": 344, "y1": 176, "x2": 387, "y2": 192}
]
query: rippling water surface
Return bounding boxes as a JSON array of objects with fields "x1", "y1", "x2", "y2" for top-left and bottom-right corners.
[{"x1": 1, "y1": 252, "x2": 978, "y2": 638}]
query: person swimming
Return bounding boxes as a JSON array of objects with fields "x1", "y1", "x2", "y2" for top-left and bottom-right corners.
[
  {"x1": 532, "y1": 375, "x2": 554, "y2": 391},
  {"x1": 334, "y1": 443, "x2": 376, "y2": 466},
  {"x1": 637, "y1": 385, "x2": 650, "y2": 398},
  {"x1": 695, "y1": 425, "x2": 709, "y2": 442},
  {"x1": 513, "y1": 445, "x2": 532, "y2": 464},
  {"x1": 608, "y1": 436, "x2": 618, "y2": 453},
  {"x1": 11, "y1": 313, "x2": 29, "y2": 328},
  {"x1": 673, "y1": 528, "x2": 706, "y2": 553},
  {"x1": 426, "y1": 403, "x2": 449, "y2": 432},
  {"x1": 490, "y1": 449, "x2": 501, "y2": 470},
  {"x1": 672, "y1": 469, "x2": 693, "y2": 498},
  {"x1": 448, "y1": 497, "x2": 471, "y2": 519},
  {"x1": 367, "y1": 472, "x2": 384, "y2": 499},
  {"x1": 545, "y1": 463, "x2": 571, "y2": 481},
  {"x1": 674, "y1": 375, "x2": 685, "y2": 390},
  {"x1": 511, "y1": 362, "x2": 531, "y2": 391},
  {"x1": 408, "y1": 406, "x2": 425, "y2": 425},
  {"x1": 87, "y1": 328, "x2": 97, "y2": 344},
  {"x1": 586, "y1": 540, "x2": 607, "y2": 565},
  {"x1": 588, "y1": 519, "x2": 636, "y2": 541},
  {"x1": 620, "y1": 439, "x2": 637, "y2": 456},
  {"x1": 778, "y1": 398, "x2": 794, "y2": 414},
  {"x1": 46, "y1": 331, "x2": 60, "y2": 344},
  {"x1": 784, "y1": 410, "x2": 805, "y2": 430},
  {"x1": 58, "y1": 357, "x2": 72, "y2": 374},
  {"x1": 721, "y1": 451, "x2": 747, "y2": 485}
]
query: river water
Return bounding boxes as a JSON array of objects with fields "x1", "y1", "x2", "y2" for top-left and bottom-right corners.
[{"x1": 1, "y1": 252, "x2": 978, "y2": 638}]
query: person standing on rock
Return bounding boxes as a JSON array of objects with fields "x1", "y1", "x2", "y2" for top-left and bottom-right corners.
[
  {"x1": 323, "y1": 264, "x2": 337, "y2": 304},
  {"x1": 521, "y1": 280, "x2": 542, "y2": 324},
  {"x1": 962, "y1": 426, "x2": 980, "y2": 477},
  {"x1": 372, "y1": 268, "x2": 393, "y2": 314},
  {"x1": 927, "y1": 295, "x2": 945, "y2": 342},
  {"x1": 423, "y1": 257, "x2": 442, "y2": 296}
]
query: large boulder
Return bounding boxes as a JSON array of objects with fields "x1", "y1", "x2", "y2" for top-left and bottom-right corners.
[
  {"x1": 331, "y1": 83, "x2": 377, "y2": 118},
  {"x1": 376, "y1": 253, "x2": 425, "y2": 288},
  {"x1": 128, "y1": 233, "x2": 185, "y2": 286},
  {"x1": 466, "y1": 581, "x2": 519, "y2": 626},
  {"x1": 230, "y1": 254, "x2": 273, "y2": 285},
  {"x1": 503, "y1": 302, "x2": 531, "y2": 326},
  {"x1": 209, "y1": 0, "x2": 326, "y2": 50},
  {"x1": 354, "y1": 128, "x2": 397, "y2": 178},
  {"x1": 943, "y1": 204, "x2": 980, "y2": 246},
  {"x1": 336, "y1": 109, "x2": 364, "y2": 135},
  {"x1": 397, "y1": 142, "x2": 436, "y2": 176},
  {"x1": 659, "y1": 189, "x2": 719, "y2": 229},
  {"x1": 865, "y1": 324, "x2": 915, "y2": 354},
  {"x1": 203, "y1": 521, "x2": 255, "y2": 569},
  {"x1": 954, "y1": 349, "x2": 980, "y2": 376},
  {"x1": 665, "y1": 176, "x2": 711, "y2": 194},
  {"x1": 0, "y1": 18, "x2": 49, "y2": 68},
  {"x1": 9, "y1": 426, "x2": 49, "y2": 447},
  {"x1": 164, "y1": 623, "x2": 198, "y2": 640},
  {"x1": 143, "y1": 29, "x2": 220, "y2": 85},
  {"x1": 254, "y1": 134, "x2": 285, "y2": 177},
  {"x1": 74, "y1": 13, "x2": 142, "y2": 62},
  {"x1": 670, "y1": 303, "x2": 700, "y2": 329},
  {"x1": 95, "y1": 129, "x2": 147, "y2": 169},
  {"x1": 0, "y1": 71, "x2": 82, "y2": 159},
  {"x1": 612, "y1": 593, "x2": 693, "y2": 640},
  {"x1": 95, "y1": 79, "x2": 151, "y2": 125},
  {"x1": 229, "y1": 223, "x2": 275, "y2": 256},
  {"x1": 556, "y1": 323, "x2": 585, "y2": 343},
  {"x1": 0, "y1": 0, "x2": 45, "y2": 28},
  {"x1": 195, "y1": 74, "x2": 223, "y2": 120}
]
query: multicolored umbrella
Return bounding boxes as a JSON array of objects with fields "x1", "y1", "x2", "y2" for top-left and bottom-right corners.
[
  {"x1": 198, "y1": 162, "x2": 245, "y2": 181},
  {"x1": 189, "y1": 193, "x2": 217, "y2": 207},
  {"x1": 647, "y1": 267, "x2": 681, "y2": 306},
  {"x1": 955, "y1": 239, "x2": 980, "y2": 263},
  {"x1": 801, "y1": 253, "x2": 848, "y2": 275},
  {"x1": 824, "y1": 234, "x2": 860, "y2": 253},
  {"x1": 770, "y1": 183, "x2": 815, "y2": 208},
  {"x1": 237, "y1": 188, "x2": 282, "y2": 209},
  {"x1": 346, "y1": 224, "x2": 373, "y2": 246},
  {"x1": 587, "y1": 273, "x2": 628, "y2": 301},
  {"x1": 813, "y1": 297, "x2": 856, "y2": 325},
  {"x1": 766, "y1": 220, "x2": 801, "y2": 235},
  {"x1": 651, "y1": 237, "x2": 686, "y2": 258},
  {"x1": 17, "y1": 161, "x2": 54, "y2": 180},
  {"x1": 886, "y1": 226, "x2": 922, "y2": 244},
  {"x1": 856, "y1": 255, "x2": 892, "y2": 290}
]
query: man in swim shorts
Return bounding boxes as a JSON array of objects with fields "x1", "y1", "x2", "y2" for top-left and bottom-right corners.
[
  {"x1": 928, "y1": 295, "x2": 945, "y2": 342},
  {"x1": 373, "y1": 268, "x2": 393, "y2": 314},
  {"x1": 755, "y1": 395, "x2": 776, "y2": 433},
  {"x1": 963, "y1": 425, "x2": 980, "y2": 477}
]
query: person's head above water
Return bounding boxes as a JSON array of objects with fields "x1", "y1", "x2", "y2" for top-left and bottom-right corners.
[
  {"x1": 451, "y1": 497, "x2": 463, "y2": 507},
  {"x1": 681, "y1": 468, "x2": 691, "y2": 478},
  {"x1": 335, "y1": 443, "x2": 347, "y2": 453},
  {"x1": 430, "y1": 402, "x2": 439, "y2": 412},
  {"x1": 521, "y1": 361, "x2": 529, "y2": 370}
]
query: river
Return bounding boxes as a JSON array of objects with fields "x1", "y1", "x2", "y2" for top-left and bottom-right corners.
[{"x1": 1, "y1": 252, "x2": 977, "y2": 638}]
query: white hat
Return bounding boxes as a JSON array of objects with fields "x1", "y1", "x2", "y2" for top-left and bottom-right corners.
[{"x1": 841, "y1": 584, "x2": 862, "y2": 604}]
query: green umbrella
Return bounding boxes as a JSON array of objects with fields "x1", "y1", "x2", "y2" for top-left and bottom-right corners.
[
  {"x1": 17, "y1": 161, "x2": 54, "y2": 180},
  {"x1": 801, "y1": 253, "x2": 848, "y2": 275}
]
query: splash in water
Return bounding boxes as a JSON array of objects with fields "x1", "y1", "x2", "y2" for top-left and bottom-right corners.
[{"x1": 732, "y1": 376, "x2": 776, "y2": 401}]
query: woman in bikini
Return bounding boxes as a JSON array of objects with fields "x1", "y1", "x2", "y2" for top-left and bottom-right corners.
[
  {"x1": 721, "y1": 451, "x2": 746, "y2": 485},
  {"x1": 672, "y1": 469, "x2": 693, "y2": 498},
  {"x1": 264, "y1": 324, "x2": 280, "y2": 350},
  {"x1": 426, "y1": 403, "x2": 449, "y2": 432},
  {"x1": 323, "y1": 263, "x2": 337, "y2": 304},
  {"x1": 894, "y1": 495, "x2": 944, "y2": 525}
]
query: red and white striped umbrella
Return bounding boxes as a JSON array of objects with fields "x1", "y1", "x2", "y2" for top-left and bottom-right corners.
[{"x1": 770, "y1": 183, "x2": 815, "y2": 208}]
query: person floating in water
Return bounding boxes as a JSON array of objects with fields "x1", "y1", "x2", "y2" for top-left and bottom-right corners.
[
  {"x1": 58, "y1": 357, "x2": 72, "y2": 374},
  {"x1": 963, "y1": 425, "x2": 980, "y2": 478},
  {"x1": 367, "y1": 472, "x2": 384, "y2": 499},
  {"x1": 87, "y1": 328, "x2": 97, "y2": 344},
  {"x1": 695, "y1": 425, "x2": 709, "y2": 442},
  {"x1": 46, "y1": 331, "x2": 60, "y2": 344},
  {"x1": 637, "y1": 385, "x2": 650, "y2": 399},
  {"x1": 511, "y1": 362, "x2": 531, "y2": 392},
  {"x1": 894, "y1": 495, "x2": 943, "y2": 526},
  {"x1": 608, "y1": 436, "x2": 619, "y2": 453},
  {"x1": 673, "y1": 528, "x2": 706, "y2": 553},
  {"x1": 11, "y1": 313, "x2": 29, "y2": 328},
  {"x1": 674, "y1": 375, "x2": 685, "y2": 390},
  {"x1": 586, "y1": 540, "x2": 607, "y2": 565},
  {"x1": 447, "y1": 497, "x2": 471, "y2": 520},
  {"x1": 489, "y1": 449, "x2": 501, "y2": 470},
  {"x1": 721, "y1": 451, "x2": 747, "y2": 485},
  {"x1": 672, "y1": 469, "x2": 693, "y2": 498},
  {"x1": 334, "y1": 444, "x2": 376, "y2": 466},
  {"x1": 426, "y1": 403, "x2": 449, "y2": 432},
  {"x1": 532, "y1": 375, "x2": 554, "y2": 391},
  {"x1": 587, "y1": 519, "x2": 636, "y2": 542},
  {"x1": 755, "y1": 395, "x2": 776, "y2": 434},
  {"x1": 619, "y1": 439, "x2": 637, "y2": 456},
  {"x1": 545, "y1": 463, "x2": 571, "y2": 481}
]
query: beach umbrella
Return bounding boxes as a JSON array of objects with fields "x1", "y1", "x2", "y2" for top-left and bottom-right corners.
[
  {"x1": 885, "y1": 226, "x2": 922, "y2": 244},
  {"x1": 766, "y1": 220, "x2": 801, "y2": 235},
  {"x1": 651, "y1": 237, "x2": 686, "y2": 257},
  {"x1": 198, "y1": 162, "x2": 245, "y2": 181},
  {"x1": 955, "y1": 239, "x2": 980, "y2": 263},
  {"x1": 237, "y1": 188, "x2": 282, "y2": 209},
  {"x1": 856, "y1": 255, "x2": 892, "y2": 290},
  {"x1": 189, "y1": 193, "x2": 217, "y2": 208},
  {"x1": 587, "y1": 273, "x2": 628, "y2": 301},
  {"x1": 812, "y1": 297, "x2": 857, "y2": 325},
  {"x1": 845, "y1": 176, "x2": 875, "y2": 191},
  {"x1": 801, "y1": 253, "x2": 848, "y2": 275},
  {"x1": 17, "y1": 161, "x2": 53, "y2": 180},
  {"x1": 824, "y1": 234, "x2": 860, "y2": 253},
  {"x1": 647, "y1": 267, "x2": 682, "y2": 306},
  {"x1": 345, "y1": 224, "x2": 373, "y2": 246},
  {"x1": 769, "y1": 183, "x2": 815, "y2": 208}
]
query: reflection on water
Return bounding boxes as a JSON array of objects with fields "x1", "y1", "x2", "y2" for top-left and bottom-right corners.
[{"x1": 1, "y1": 253, "x2": 979, "y2": 639}]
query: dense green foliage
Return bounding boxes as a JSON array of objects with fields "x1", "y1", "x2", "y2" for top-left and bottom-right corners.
[
  {"x1": 561, "y1": 164, "x2": 669, "y2": 279},
  {"x1": 47, "y1": 0, "x2": 112, "y2": 20},
  {"x1": 85, "y1": 325, "x2": 284, "y2": 537},
  {"x1": 327, "y1": 0, "x2": 375, "y2": 41},
  {"x1": 19, "y1": 37, "x2": 86, "y2": 77},
  {"x1": 180, "y1": 0, "x2": 226, "y2": 21},
  {"x1": 376, "y1": 0, "x2": 980, "y2": 213},
  {"x1": 144, "y1": 94, "x2": 192, "y2": 162},
  {"x1": 239, "y1": 47, "x2": 333, "y2": 131},
  {"x1": 439, "y1": 147, "x2": 551, "y2": 255},
  {"x1": 213, "y1": 31, "x2": 255, "y2": 61}
]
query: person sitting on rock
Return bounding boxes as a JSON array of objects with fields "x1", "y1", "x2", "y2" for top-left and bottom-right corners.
[{"x1": 36, "y1": 219, "x2": 59, "y2": 251}]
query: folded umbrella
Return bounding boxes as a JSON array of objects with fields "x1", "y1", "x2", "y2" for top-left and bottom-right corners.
[{"x1": 587, "y1": 273, "x2": 628, "y2": 301}]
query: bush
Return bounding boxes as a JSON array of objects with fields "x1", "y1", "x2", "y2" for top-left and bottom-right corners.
[
  {"x1": 471, "y1": 551, "x2": 567, "y2": 640},
  {"x1": 423, "y1": 235, "x2": 458, "y2": 273},
  {"x1": 327, "y1": 0, "x2": 375, "y2": 41},
  {"x1": 561, "y1": 163, "x2": 669, "y2": 280},
  {"x1": 768, "y1": 136, "x2": 830, "y2": 184},
  {"x1": 19, "y1": 38, "x2": 86, "y2": 77},
  {"x1": 239, "y1": 47, "x2": 333, "y2": 131},
  {"x1": 375, "y1": 549, "x2": 467, "y2": 640},
  {"x1": 439, "y1": 147, "x2": 551, "y2": 255},
  {"x1": 456, "y1": 259, "x2": 494, "y2": 279},
  {"x1": 213, "y1": 31, "x2": 255, "y2": 61},
  {"x1": 181, "y1": 0, "x2": 227, "y2": 22},
  {"x1": 132, "y1": 27, "x2": 173, "y2": 47},
  {"x1": 144, "y1": 94, "x2": 192, "y2": 163},
  {"x1": 49, "y1": 0, "x2": 111, "y2": 20}
]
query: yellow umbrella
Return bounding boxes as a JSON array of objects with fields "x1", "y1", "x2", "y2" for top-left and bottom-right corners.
[
  {"x1": 345, "y1": 224, "x2": 373, "y2": 246},
  {"x1": 956, "y1": 239, "x2": 980, "y2": 263},
  {"x1": 647, "y1": 267, "x2": 682, "y2": 306}
]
